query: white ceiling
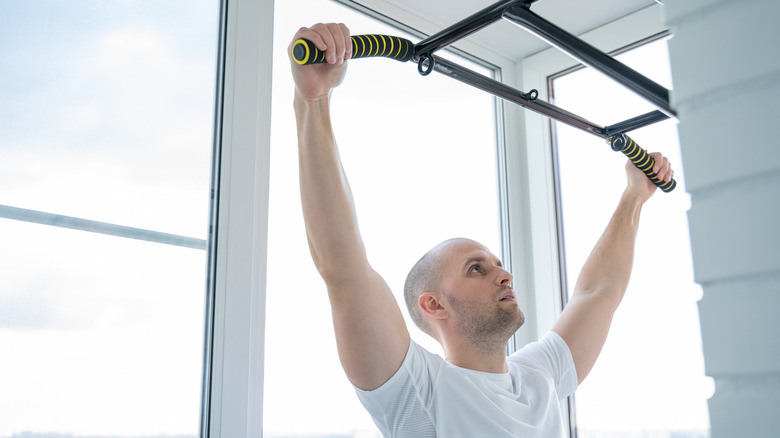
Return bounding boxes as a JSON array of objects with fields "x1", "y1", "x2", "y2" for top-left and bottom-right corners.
[{"x1": 374, "y1": 0, "x2": 660, "y2": 61}]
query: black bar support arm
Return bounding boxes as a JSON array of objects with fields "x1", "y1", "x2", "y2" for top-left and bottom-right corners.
[
  {"x1": 503, "y1": 4, "x2": 676, "y2": 118},
  {"x1": 432, "y1": 56, "x2": 608, "y2": 138},
  {"x1": 605, "y1": 110, "x2": 669, "y2": 137},
  {"x1": 414, "y1": 0, "x2": 525, "y2": 58}
]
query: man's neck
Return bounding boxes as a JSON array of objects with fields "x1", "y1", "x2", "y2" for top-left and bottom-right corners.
[{"x1": 444, "y1": 340, "x2": 508, "y2": 374}]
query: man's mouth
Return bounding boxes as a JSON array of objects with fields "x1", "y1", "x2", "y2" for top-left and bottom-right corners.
[{"x1": 499, "y1": 290, "x2": 516, "y2": 302}]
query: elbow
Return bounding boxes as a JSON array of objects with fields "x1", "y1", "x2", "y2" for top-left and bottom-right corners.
[
  {"x1": 573, "y1": 273, "x2": 630, "y2": 309},
  {"x1": 308, "y1": 248, "x2": 345, "y2": 285},
  {"x1": 572, "y1": 286, "x2": 624, "y2": 313},
  {"x1": 315, "y1": 263, "x2": 350, "y2": 286},
  {"x1": 305, "y1": 233, "x2": 372, "y2": 287},
  {"x1": 309, "y1": 246, "x2": 369, "y2": 288}
]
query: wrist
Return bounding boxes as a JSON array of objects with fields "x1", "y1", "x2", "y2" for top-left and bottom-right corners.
[
  {"x1": 294, "y1": 90, "x2": 332, "y2": 117},
  {"x1": 294, "y1": 87, "x2": 331, "y2": 105},
  {"x1": 620, "y1": 187, "x2": 647, "y2": 213}
]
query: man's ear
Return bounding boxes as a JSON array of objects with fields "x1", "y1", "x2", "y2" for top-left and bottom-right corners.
[{"x1": 419, "y1": 292, "x2": 448, "y2": 320}]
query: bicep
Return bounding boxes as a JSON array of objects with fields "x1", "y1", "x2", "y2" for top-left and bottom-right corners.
[
  {"x1": 551, "y1": 291, "x2": 618, "y2": 384},
  {"x1": 328, "y1": 267, "x2": 410, "y2": 391}
]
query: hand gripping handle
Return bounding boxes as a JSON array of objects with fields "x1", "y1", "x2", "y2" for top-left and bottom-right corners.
[
  {"x1": 292, "y1": 34, "x2": 414, "y2": 65},
  {"x1": 610, "y1": 134, "x2": 677, "y2": 193}
]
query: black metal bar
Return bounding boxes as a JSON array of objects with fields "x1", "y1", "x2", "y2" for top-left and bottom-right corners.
[
  {"x1": 605, "y1": 110, "x2": 669, "y2": 137},
  {"x1": 503, "y1": 4, "x2": 676, "y2": 118},
  {"x1": 432, "y1": 56, "x2": 608, "y2": 138},
  {"x1": 414, "y1": 0, "x2": 525, "y2": 58}
]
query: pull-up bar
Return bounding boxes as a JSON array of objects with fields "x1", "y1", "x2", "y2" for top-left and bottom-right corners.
[
  {"x1": 414, "y1": 0, "x2": 675, "y2": 119},
  {"x1": 291, "y1": 0, "x2": 677, "y2": 192}
]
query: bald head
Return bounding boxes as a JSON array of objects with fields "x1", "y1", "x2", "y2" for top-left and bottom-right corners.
[{"x1": 403, "y1": 238, "x2": 484, "y2": 336}]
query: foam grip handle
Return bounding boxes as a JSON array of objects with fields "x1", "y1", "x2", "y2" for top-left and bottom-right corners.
[
  {"x1": 292, "y1": 34, "x2": 414, "y2": 65},
  {"x1": 610, "y1": 134, "x2": 676, "y2": 193}
]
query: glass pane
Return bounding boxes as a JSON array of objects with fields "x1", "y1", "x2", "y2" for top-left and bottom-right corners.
[
  {"x1": 551, "y1": 39, "x2": 713, "y2": 437},
  {"x1": 0, "y1": 222, "x2": 207, "y2": 436},
  {"x1": 266, "y1": 1, "x2": 501, "y2": 436},
  {"x1": 0, "y1": 0, "x2": 217, "y2": 236},
  {"x1": 0, "y1": 1, "x2": 219, "y2": 436}
]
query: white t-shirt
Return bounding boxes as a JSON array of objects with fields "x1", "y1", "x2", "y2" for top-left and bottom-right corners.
[{"x1": 355, "y1": 331, "x2": 578, "y2": 438}]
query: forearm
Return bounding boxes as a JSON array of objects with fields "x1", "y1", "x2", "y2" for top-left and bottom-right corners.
[
  {"x1": 572, "y1": 189, "x2": 644, "y2": 306},
  {"x1": 295, "y1": 93, "x2": 368, "y2": 283}
]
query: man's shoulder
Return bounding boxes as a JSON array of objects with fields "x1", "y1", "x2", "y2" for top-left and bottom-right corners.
[
  {"x1": 509, "y1": 331, "x2": 579, "y2": 398},
  {"x1": 405, "y1": 340, "x2": 447, "y2": 374},
  {"x1": 509, "y1": 332, "x2": 572, "y2": 369},
  {"x1": 356, "y1": 340, "x2": 444, "y2": 395}
]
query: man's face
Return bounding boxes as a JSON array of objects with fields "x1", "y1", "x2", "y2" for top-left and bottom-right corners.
[{"x1": 437, "y1": 239, "x2": 525, "y2": 347}]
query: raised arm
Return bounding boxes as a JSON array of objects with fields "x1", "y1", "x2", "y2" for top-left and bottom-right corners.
[
  {"x1": 552, "y1": 153, "x2": 673, "y2": 384},
  {"x1": 290, "y1": 23, "x2": 410, "y2": 391}
]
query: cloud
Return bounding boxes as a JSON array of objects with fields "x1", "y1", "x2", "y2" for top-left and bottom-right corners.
[{"x1": 0, "y1": 24, "x2": 216, "y2": 236}]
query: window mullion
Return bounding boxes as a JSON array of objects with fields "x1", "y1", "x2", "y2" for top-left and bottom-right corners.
[{"x1": 205, "y1": 0, "x2": 275, "y2": 436}]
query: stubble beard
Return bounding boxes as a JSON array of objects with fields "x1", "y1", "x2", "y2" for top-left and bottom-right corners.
[{"x1": 447, "y1": 293, "x2": 525, "y2": 355}]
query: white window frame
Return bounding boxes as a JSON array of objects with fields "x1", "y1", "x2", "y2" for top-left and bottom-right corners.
[
  {"x1": 332, "y1": 0, "x2": 524, "y2": 355},
  {"x1": 511, "y1": 3, "x2": 668, "y2": 343},
  {"x1": 204, "y1": 0, "x2": 275, "y2": 436},
  {"x1": 205, "y1": 0, "x2": 516, "y2": 435},
  {"x1": 511, "y1": 3, "x2": 669, "y2": 436},
  {"x1": 203, "y1": 1, "x2": 667, "y2": 436}
]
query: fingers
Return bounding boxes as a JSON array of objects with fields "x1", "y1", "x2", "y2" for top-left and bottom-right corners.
[
  {"x1": 331, "y1": 23, "x2": 352, "y2": 62},
  {"x1": 649, "y1": 152, "x2": 674, "y2": 182},
  {"x1": 292, "y1": 23, "x2": 351, "y2": 64}
]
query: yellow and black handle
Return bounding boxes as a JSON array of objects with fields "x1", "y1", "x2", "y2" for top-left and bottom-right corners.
[
  {"x1": 292, "y1": 34, "x2": 414, "y2": 65},
  {"x1": 610, "y1": 134, "x2": 676, "y2": 193}
]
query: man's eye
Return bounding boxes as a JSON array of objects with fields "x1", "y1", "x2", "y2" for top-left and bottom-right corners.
[{"x1": 469, "y1": 265, "x2": 482, "y2": 274}]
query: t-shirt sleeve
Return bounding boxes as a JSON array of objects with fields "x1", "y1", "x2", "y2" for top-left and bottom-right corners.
[
  {"x1": 509, "y1": 331, "x2": 578, "y2": 400},
  {"x1": 354, "y1": 340, "x2": 439, "y2": 438}
]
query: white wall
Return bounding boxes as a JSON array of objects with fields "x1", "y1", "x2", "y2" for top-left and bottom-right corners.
[{"x1": 665, "y1": 1, "x2": 780, "y2": 436}]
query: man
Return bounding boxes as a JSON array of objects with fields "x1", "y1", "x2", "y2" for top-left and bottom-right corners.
[{"x1": 290, "y1": 23, "x2": 674, "y2": 438}]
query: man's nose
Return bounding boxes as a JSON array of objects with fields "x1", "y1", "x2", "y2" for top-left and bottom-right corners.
[{"x1": 496, "y1": 268, "x2": 513, "y2": 286}]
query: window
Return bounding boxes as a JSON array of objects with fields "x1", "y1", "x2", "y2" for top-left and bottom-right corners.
[
  {"x1": 265, "y1": 1, "x2": 503, "y2": 436},
  {"x1": 549, "y1": 37, "x2": 713, "y2": 437},
  {"x1": 0, "y1": 1, "x2": 220, "y2": 436}
]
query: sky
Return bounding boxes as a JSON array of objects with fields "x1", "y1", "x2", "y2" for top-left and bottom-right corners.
[{"x1": 1, "y1": 0, "x2": 711, "y2": 437}]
